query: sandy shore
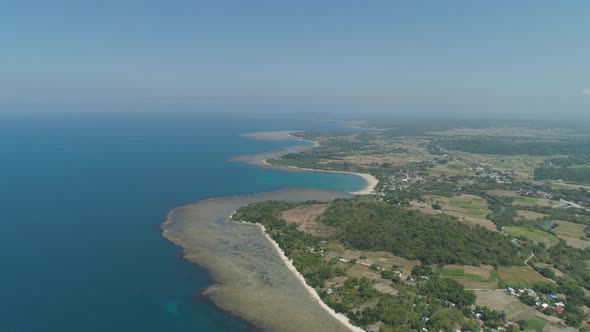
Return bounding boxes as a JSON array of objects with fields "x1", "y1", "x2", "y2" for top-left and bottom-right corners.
[
  {"x1": 261, "y1": 159, "x2": 378, "y2": 195},
  {"x1": 251, "y1": 221, "x2": 365, "y2": 332}
]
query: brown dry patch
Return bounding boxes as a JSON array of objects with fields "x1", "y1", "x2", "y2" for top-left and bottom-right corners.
[
  {"x1": 373, "y1": 281, "x2": 398, "y2": 295},
  {"x1": 464, "y1": 265, "x2": 494, "y2": 278},
  {"x1": 325, "y1": 276, "x2": 348, "y2": 288},
  {"x1": 444, "y1": 211, "x2": 499, "y2": 232},
  {"x1": 280, "y1": 204, "x2": 333, "y2": 237}
]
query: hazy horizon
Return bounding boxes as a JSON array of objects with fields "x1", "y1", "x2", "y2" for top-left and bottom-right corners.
[{"x1": 2, "y1": 1, "x2": 589, "y2": 117}]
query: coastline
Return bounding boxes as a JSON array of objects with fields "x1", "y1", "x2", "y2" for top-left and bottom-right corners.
[
  {"x1": 233, "y1": 216, "x2": 365, "y2": 332},
  {"x1": 241, "y1": 131, "x2": 378, "y2": 196},
  {"x1": 260, "y1": 158, "x2": 377, "y2": 195},
  {"x1": 162, "y1": 189, "x2": 355, "y2": 332},
  {"x1": 162, "y1": 130, "x2": 375, "y2": 331}
]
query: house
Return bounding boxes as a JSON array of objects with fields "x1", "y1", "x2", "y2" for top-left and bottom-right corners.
[
  {"x1": 555, "y1": 306, "x2": 565, "y2": 314},
  {"x1": 541, "y1": 303, "x2": 549, "y2": 309},
  {"x1": 555, "y1": 302, "x2": 565, "y2": 307},
  {"x1": 338, "y1": 258, "x2": 348, "y2": 263},
  {"x1": 548, "y1": 294, "x2": 557, "y2": 300}
]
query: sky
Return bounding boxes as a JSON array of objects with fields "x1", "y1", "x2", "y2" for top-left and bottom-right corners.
[{"x1": 1, "y1": 1, "x2": 589, "y2": 116}]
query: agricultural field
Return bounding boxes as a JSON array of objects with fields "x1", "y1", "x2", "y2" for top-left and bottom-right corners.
[
  {"x1": 503, "y1": 226, "x2": 559, "y2": 247},
  {"x1": 512, "y1": 196, "x2": 539, "y2": 204},
  {"x1": 487, "y1": 189, "x2": 520, "y2": 197},
  {"x1": 524, "y1": 316, "x2": 549, "y2": 332},
  {"x1": 429, "y1": 162, "x2": 470, "y2": 177},
  {"x1": 474, "y1": 290, "x2": 537, "y2": 321},
  {"x1": 427, "y1": 194, "x2": 490, "y2": 218},
  {"x1": 426, "y1": 194, "x2": 497, "y2": 231},
  {"x1": 455, "y1": 153, "x2": 546, "y2": 180},
  {"x1": 497, "y1": 266, "x2": 550, "y2": 287},
  {"x1": 440, "y1": 265, "x2": 498, "y2": 289},
  {"x1": 515, "y1": 210, "x2": 548, "y2": 221},
  {"x1": 361, "y1": 251, "x2": 419, "y2": 278},
  {"x1": 553, "y1": 220, "x2": 590, "y2": 249},
  {"x1": 512, "y1": 197, "x2": 557, "y2": 207}
]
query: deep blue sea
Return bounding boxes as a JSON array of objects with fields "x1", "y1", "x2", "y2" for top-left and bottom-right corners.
[{"x1": 0, "y1": 110, "x2": 364, "y2": 331}]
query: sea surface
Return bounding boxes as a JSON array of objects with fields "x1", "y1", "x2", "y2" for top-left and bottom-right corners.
[{"x1": 0, "y1": 109, "x2": 365, "y2": 331}]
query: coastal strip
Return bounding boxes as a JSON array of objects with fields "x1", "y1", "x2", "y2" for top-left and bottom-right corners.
[{"x1": 249, "y1": 220, "x2": 365, "y2": 332}]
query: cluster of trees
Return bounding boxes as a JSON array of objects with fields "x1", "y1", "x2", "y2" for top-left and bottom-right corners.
[
  {"x1": 534, "y1": 167, "x2": 590, "y2": 184},
  {"x1": 435, "y1": 137, "x2": 590, "y2": 156},
  {"x1": 419, "y1": 277, "x2": 476, "y2": 306},
  {"x1": 319, "y1": 198, "x2": 524, "y2": 266},
  {"x1": 322, "y1": 276, "x2": 481, "y2": 331}
]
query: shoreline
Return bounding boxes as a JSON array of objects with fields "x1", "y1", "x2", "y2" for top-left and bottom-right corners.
[
  {"x1": 162, "y1": 130, "x2": 375, "y2": 331},
  {"x1": 232, "y1": 215, "x2": 365, "y2": 332},
  {"x1": 260, "y1": 158, "x2": 378, "y2": 195},
  {"x1": 162, "y1": 189, "x2": 355, "y2": 332},
  {"x1": 244, "y1": 131, "x2": 378, "y2": 195}
]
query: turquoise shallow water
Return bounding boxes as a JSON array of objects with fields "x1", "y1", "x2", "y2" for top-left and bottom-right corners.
[{"x1": 0, "y1": 109, "x2": 364, "y2": 331}]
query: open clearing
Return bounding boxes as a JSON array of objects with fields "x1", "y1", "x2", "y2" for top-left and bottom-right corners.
[
  {"x1": 429, "y1": 162, "x2": 470, "y2": 177},
  {"x1": 553, "y1": 220, "x2": 590, "y2": 249},
  {"x1": 498, "y1": 266, "x2": 550, "y2": 287},
  {"x1": 280, "y1": 204, "x2": 332, "y2": 237},
  {"x1": 474, "y1": 289, "x2": 537, "y2": 320},
  {"x1": 504, "y1": 226, "x2": 559, "y2": 247}
]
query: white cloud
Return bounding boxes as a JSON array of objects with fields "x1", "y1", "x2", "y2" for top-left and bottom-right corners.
[{"x1": 583, "y1": 88, "x2": 590, "y2": 96}]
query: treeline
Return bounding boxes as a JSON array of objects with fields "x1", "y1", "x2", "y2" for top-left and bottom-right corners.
[
  {"x1": 319, "y1": 198, "x2": 524, "y2": 266},
  {"x1": 435, "y1": 138, "x2": 590, "y2": 156},
  {"x1": 534, "y1": 167, "x2": 590, "y2": 184}
]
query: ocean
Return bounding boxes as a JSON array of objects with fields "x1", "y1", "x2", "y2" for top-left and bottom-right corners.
[{"x1": 0, "y1": 109, "x2": 365, "y2": 331}]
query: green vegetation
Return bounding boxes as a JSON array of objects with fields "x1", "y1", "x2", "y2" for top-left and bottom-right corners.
[
  {"x1": 320, "y1": 198, "x2": 524, "y2": 265},
  {"x1": 535, "y1": 166, "x2": 590, "y2": 184},
  {"x1": 524, "y1": 316, "x2": 548, "y2": 332},
  {"x1": 503, "y1": 227, "x2": 559, "y2": 247},
  {"x1": 240, "y1": 120, "x2": 590, "y2": 329}
]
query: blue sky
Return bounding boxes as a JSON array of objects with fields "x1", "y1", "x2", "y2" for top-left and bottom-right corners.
[{"x1": 1, "y1": 1, "x2": 589, "y2": 115}]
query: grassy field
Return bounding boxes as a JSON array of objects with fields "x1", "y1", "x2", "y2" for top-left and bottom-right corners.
[
  {"x1": 426, "y1": 194, "x2": 498, "y2": 231},
  {"x1": 498, "y1": 266, "x2": 550, "y2": 287},
  {"x1": 441, "y1": 265, "x2": 499, "y2": 289},
  {"x1": 515, "y1": 210, "x2": 548, "y2": 221},
  {"x1": 504, "y1": 226, "x2": 559, "y2": 247},
  {"x1": 554, "y1": 220, "x2": 590, "y2": 249},
  {"x1": 428, "y1": 194, "x2": 490, "y2": 218},
  {"x1": 525, "y1": 316, "x2": 548, "y2": 332},
  {"x1": 512, "y1": 196, "x2": 539, "y2": 204}
]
